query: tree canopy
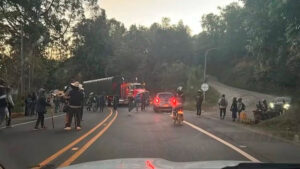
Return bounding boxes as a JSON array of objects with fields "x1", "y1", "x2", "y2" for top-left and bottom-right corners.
[{"x1": 1, "y1": 0, "x2": 300, "y2": 98}]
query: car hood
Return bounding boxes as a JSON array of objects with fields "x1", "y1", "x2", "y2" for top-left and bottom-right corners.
[{"x1": 61, "y1": 158, "x2": 248, "y2": 169}]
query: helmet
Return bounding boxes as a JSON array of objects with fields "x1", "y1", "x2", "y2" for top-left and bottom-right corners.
[{"x1": 177, "y1": 86, "x2": 183, "y2": 94}]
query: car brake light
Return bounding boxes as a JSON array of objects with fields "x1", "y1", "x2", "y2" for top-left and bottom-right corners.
[
  {"x1": 171, "y1": 97, "x2": 177, "y2": 107},
  {"x1": 154, "y1": 97, "x2": 160, "y2": 104}
]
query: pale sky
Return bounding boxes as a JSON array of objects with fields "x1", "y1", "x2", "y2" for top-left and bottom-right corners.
[{"x1": 99, "y1": 0, "x2": 240, "y2": 35}]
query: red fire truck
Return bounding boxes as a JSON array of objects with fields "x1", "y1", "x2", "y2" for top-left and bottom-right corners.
[{"x1": 83, "y1": 76, "x2": 149, "y2": 105}]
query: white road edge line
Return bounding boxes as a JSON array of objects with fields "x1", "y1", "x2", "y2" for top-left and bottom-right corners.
[
  {"x1": 0, "y1": 114, "x2": 65, "y2": 129},
  {"x1": 183, "y1": 120, "x2": 261, "y2": 162}
]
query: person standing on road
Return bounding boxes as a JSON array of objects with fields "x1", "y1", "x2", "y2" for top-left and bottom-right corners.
[
  {"x1": 135, "y1": 93, "x2": 141, "y2": 112},
  {"x1": 64, "y1": 82, "x2": 83, "y2": 130},
  {"x1": 34, "y1": 88, "x2": 51, "y2": 130},
  {"x1": 99, "y1": 94, "x2": 105, "y2": 113},
  {"x1": 63, "y1": 85, "x2": 72, "y2": 128},
  {"x1": 113, "y1": 95, "x2": 119, "y2": 112},
  {"x1": 53, "y1": 95, "x2": 60, "y2": 113},
  {"x1": 195, "y1": 90, "x2": 203, "y2": 116},
  {"x1": 30, "y1": 92, "x2": 36, "y2": 116},
  {"x1": 0, "y1": 85, "x2": 9, "y2": 126},
  {"x1": 25, "y1": 94, "x2": 32, "y2": 116},
  {"x1": 218, "y1": 94, "x2": 228, "y2": 119},
  {"x1": 6, "y1": 86, "x2": 14, "y2": 128},
  {"x1": 230, "y1": 97, "x2": 238, "y2": 121},
  {"x1": 141, "y1": 92, "x2": 146, "y2": 111},
  {"x1": 128, "y1": 92, "x2": 134, "y2": 114},
  {"x1": 237, "y1": 98, "x2": 246, "y2": 121},
  {"x1": 79, "y1": 84, "x2": 85, "y2": 121}
]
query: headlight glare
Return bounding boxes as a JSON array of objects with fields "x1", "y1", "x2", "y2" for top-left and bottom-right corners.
[
  {"x1": 283, "y1": 104, "x2": 290, "y2": 110},
  {"x1": 269, "y1": 102, "x2": 274, "y2": 109}
]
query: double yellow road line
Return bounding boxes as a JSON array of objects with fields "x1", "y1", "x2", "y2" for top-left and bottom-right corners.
[{"x1": 34, "y1": 110, "x2": 118, "y2": 169}]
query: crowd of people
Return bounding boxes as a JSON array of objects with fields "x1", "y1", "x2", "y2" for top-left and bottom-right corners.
[
  {"x1": 217, "y1": 94, "x2": 246, "y2": 121},
  {"x1": 128, "y1": 92, "x2": 148, "y2": 114},
  {"x1": 194, "y1": 91, "x2": 247, "y2": 122},
  {"x1": 2, "y1": 79, "x2": 278, "y2": 130}
]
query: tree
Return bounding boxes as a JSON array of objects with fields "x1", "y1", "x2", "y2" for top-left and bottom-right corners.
[{"x1": 0, "y1": 0, "x2": 98, "y2": 94}]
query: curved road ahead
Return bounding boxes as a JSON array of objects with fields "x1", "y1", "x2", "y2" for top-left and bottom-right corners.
[{"x1": 0, "y1": 107, "x2": 300, "y2": 169}]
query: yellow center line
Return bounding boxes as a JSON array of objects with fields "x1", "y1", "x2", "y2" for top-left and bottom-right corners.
[
  {"x1": 36, "y1": 110, "x2": 113, "y2": 168},
  {"x1": 58, "y1": 111, "x2": 118, "y2": 168}
]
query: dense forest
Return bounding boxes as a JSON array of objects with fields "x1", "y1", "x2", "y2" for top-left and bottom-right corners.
[{"x1": 1, "y1": 0, "x2": 300, "y2": 98}]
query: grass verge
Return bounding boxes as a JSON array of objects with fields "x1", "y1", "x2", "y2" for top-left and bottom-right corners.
[
  {"x1": 184, "y1": 86, "x2": 220, "y2": 111},
  {"x1": 253, "y1": 108, "x2": 300, "y2": 142}
]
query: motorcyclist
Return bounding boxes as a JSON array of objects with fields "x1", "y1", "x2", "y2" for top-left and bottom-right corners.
[
  {"x1": 173, "y1": 86, "x2": 185, "y2": 118},
  {"x1": 176, "y1": 86, "x2": 185, "y2": 103}
]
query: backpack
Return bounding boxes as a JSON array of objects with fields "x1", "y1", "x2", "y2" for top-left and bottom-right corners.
[
  {"x1": 220, "y1": 98, "x2": 226, "y2": 106},
  {"x1": 242, "y1": 103, "x2": 246, "y2": 110}
]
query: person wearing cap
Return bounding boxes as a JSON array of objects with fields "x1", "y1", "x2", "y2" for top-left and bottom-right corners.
[
  {"x1": 195, "y1": 90, "x2": 204, "y2": 116},
  {"x1": 34, "y1": 88, "x2": 51, "y2": 130},
  {"x1": 64, "y1": 81, "x2": 84, "y2": 130}
]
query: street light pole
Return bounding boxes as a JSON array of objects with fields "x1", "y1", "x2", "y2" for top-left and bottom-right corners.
[
  {"x1": 204, "y1": 48, "x2": 218, "y2": 83},
  {"x1": 203, "y1": 47, "x2": 218, "y2": 104}
]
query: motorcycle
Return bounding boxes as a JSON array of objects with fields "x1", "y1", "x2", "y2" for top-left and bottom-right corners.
[{"x1": 171, "y1": 97, "x2": 184, "y2": 126}]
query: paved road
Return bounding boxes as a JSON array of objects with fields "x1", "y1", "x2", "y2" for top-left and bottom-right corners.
[{"x1": 0, "y1": 107, "x2": 300, "y2": 169}]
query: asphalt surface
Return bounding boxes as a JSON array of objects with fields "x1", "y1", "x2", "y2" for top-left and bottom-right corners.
[{"x1": 0, "y1": 107, "x2": 300, "y2": 169}]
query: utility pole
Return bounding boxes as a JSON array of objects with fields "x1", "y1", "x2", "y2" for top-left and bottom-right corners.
[{"x1": 204, "y1": 48, "x2": 218, "y2": 83}]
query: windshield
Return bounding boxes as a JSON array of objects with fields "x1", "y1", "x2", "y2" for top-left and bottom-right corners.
[
  {"x1": 133, "y1": 85, "x2": 144, "y2": 89},
  {"x1": 1, "y1": 0, "x2": 300, "y2": 169},
  {"x1": 158, "y1": 93, "x2": 173, "y2": 99}
]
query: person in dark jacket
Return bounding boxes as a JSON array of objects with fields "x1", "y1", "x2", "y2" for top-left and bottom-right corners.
[
  {"x1": 64, "y1": 82, "x2": 83, "y2": 130},
  {"x1": 25, "y1": 94, "x2": 32, "y2": 116},
  {"x1": 99, "y1": 94, "x2": 105, "y2": 113},
  {"x1": 218, "y1": 94, "x2": 228, "y2": 119},
  {"x1": 237, "y1": 98, "x2": 246, "y2": 121},
  {"x1": 6, "y1": 86, "x2": 14, "y2": 127},
  {"x1": 30, "y1": 92, "x2": 36, "y2": 116},
  {"x1": 141, "y1": 93, "x2": 146, "y2": 111},
  {"x1": 34, "y1": 88, "x2": 51, "y2": 130},
  {"x1": 128, "y1": 92, "x2": 134, "y2": 114},
  {"x1": 63, "y1": 85, "x2": 72, "y2": 128},
  {"x1": 195, "y1": 90, "x2": 204, "y2": 116},
  {"x1": 230, "y1": 97, "x2": 238, "y2": 122},
  {"x1": 113, "y1": 95, "x2": 119, "y2": 112},
  {"x1": 0, "y1": 85, "x2": 9, "y2": 125},
  {"x1": 79, "y1": 84, "x2": 85, "y2": 121}
]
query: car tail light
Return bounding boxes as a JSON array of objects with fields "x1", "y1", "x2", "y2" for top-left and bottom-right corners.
[
  {"x1": 154, "y1": 97, "x2": 160, "y2": 104},
  {"x1": 171, "y1": 97, "x2": 177, "y2": 107}
]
